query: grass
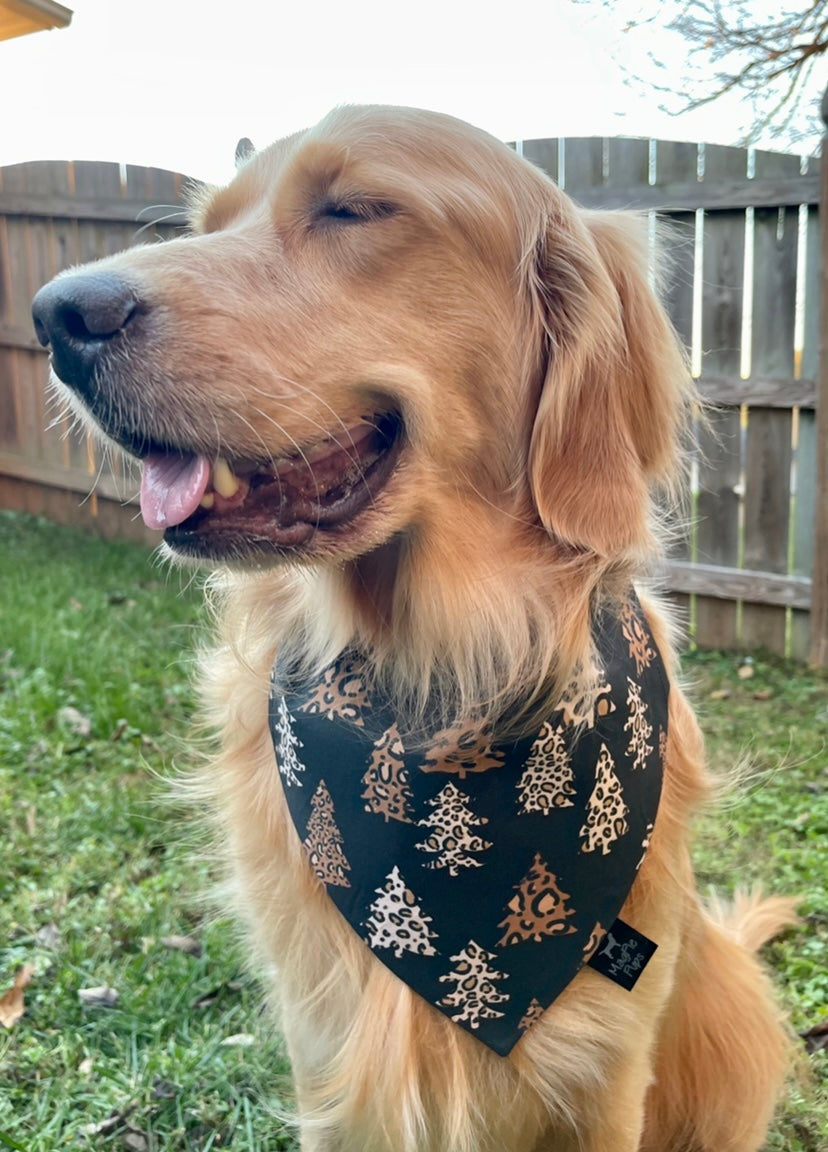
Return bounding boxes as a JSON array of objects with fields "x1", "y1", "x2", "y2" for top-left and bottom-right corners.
[{"x1": 0, "y1": 509, "x2": 825, "y2": 1150}]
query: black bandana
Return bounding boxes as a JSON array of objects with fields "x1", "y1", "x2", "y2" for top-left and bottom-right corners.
[{"x1": 269, "y1": 595, "x2": 668, "y2": 1055}]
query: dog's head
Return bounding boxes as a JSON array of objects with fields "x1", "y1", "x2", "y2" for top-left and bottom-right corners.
[{"x1": 32, "y1": 106, "x2": 690, "y2": 572}]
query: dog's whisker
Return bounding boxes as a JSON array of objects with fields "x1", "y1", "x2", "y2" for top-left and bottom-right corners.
[
  {"x1": 244, "y1": 379, "x2": 388, "y2": 518},
  {"x1": 246, "y1": 377, "x2": 359, "y2": 451},
  {"x1": 244, "y1": 405, "x2": 327, "y2": 534}
]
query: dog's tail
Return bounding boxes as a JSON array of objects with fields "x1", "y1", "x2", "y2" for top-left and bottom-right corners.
[
  {"x1": 705, "y1": 887, "x2": 799, "y2": 954},
  {"x1": 643, "y1": 889, "x2": 798, "y2": 1152}
]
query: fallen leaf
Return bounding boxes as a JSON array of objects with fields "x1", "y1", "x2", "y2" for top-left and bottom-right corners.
[
  {"x1": 111, "y1": 719, "x2": 130, "y2": 742},
  {"x1": 123, "y1": 1131, "x2": 148, "y2": 1152},
  {"x1": 151, "y1": 1077, "x2": 179, "y2": 1100},
  {"x1": 25, "y1": 738, "x2": 50, "y2": 767},
  {"x1": 69, "y1": 598, "x2": 84, "y2": 612},
  {"x1": 78, "y1": 1056, "x2": 94, "y2": 1076},
  {"x1": 161, "y1": 934, "x2": 201, "y2": 957},
  {"x1": 737, "y1": 663, "x2": 755, "y2": 680},
  {"x1": 82, "y1": 1102, "x2": 138, "y2": 1137},
  {"x1": 221, "y1": 1032, "x2": 255, "y2": 1047},
  {"x1": 0, "y1": 965, "x2": 35, "y2": 1028},
  {"x1": 78, "y1": 985, "x2": 119, "y2": 1008},
  {"x1": 193, "y1": 980, "x2": 244, "y2": 1009},
  {"x1": 709, "y1": 688, "x2": 731, "y2": 700},
  {"x1": 57, "y1": 706, "x2": 91, "y2": 738},
  {"x1": 801, "y1": 1018, "x2": 828, "y2": 1054},
  {"x1": 25, "y1": 806, "x2": 37, "y2": 837},
  {"x1": 35, "y1": 923, "x2": 61, "y2": 950},
  {"x1": 752, "y1": 689, "x2": 773, "y2": 701}
]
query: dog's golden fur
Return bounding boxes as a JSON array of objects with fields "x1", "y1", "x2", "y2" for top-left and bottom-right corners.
[{"x1": 43, "y1": 106, "x2": 794, "y2": 1150}]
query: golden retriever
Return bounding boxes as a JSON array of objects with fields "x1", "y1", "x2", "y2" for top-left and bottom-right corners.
[{"x1": 33, "y1": 105, "x2": 795, "y2": 1152}]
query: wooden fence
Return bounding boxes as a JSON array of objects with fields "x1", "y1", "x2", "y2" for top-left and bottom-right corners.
[{"x1": 0, "y1": 138, "x2": 825, "y2": 665}]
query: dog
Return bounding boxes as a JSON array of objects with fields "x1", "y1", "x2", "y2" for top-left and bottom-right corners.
[{"x1": 32, "y1": 105, "x2": 795, "y2": 1152}]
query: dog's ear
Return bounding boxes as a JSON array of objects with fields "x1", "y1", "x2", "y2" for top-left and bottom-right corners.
[
  {"x1": 235, "y1": 137, "x2": 256, "y2": 168},
  {"x1": 527, "y1": 208, "x2": 691, "y2": 559}
]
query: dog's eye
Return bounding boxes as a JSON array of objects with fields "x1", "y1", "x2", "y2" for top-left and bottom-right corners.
[{"x1": 315, "y1": 200, "x2": 397, "y2": 226}]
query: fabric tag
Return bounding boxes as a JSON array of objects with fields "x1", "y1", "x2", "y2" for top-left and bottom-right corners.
[{"x1": 586, "y1": 917, "x2": 657, "y2": 990}]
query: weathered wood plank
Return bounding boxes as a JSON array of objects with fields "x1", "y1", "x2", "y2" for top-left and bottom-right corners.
[
  {"x1": 810, "y1": 129, "x2": 828, "y2": 666},
  {"x1": 0, "y1": 163, "x2": 21, "y2": 454},
  {"x1": 561, "y1": 137, "x2": 604, "y2": 195},
  {"x1": 0, "y1": 323, "x2": 49, "y2": 352},
  {"x1": 0, "y1": 450, "x2": 139, "y2": 504},
  {"x1": 70, "y1": 162, "x2": 134, "y2": 499},
  {"x1": 696, "y1": 374, "x2": 815, "y2": 408},
  {"x1": 694, "y1": 144, "x2": 747, "y2": 651},
  {"x1": 41, "y1": 162, "x2": 77, "y2": 474},
  {"x1": 520, "y1": 139, "x2": 559, "y2": 183},
  {"x1": 2, "y1": 162, "x2": 43, "y2": 472},
  {"x1": 653, "y1": 140, "x2": 698, "y2": 631},
  {"x1": 741, "y1": 149, "x2": 799, "y2": 654},
  {"x1": 559, "y1": 173, "x2": 818, "y2": 212},
  {"x1": 791, "y1": 198, "x2": 820, "y2": 660},
  {"x1": 0, "y1": 193, "x2": 189, "y2": 223},
  {"x1": 606, "y1": 136, "x2": 649, "y2": 188},
  {"x1": 662, "y1": 560, "x2": 811, "y2": 610},
  {"x1": 124, "y1": 165, "x2": 190, "y2": 243}
]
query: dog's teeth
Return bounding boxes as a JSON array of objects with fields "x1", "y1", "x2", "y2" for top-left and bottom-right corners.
[
  {"x1": 200, "y1": 493, "x2": 215, "y2": 509},
  {"x1": 303, "y1": 438, "x2": 336, "y2": 464},
  {"x1": 213, "y1": 457, "x2": 241, "y2": 498}
]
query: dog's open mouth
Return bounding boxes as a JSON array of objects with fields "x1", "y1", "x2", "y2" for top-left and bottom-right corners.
[{"x1": 140, "y1": 411, "x2": 404, "y2": 556}]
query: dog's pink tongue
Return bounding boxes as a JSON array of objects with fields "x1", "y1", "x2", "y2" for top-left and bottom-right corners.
[{"x1": 140, "y1": 454, "x2": 211, "y2": 530}]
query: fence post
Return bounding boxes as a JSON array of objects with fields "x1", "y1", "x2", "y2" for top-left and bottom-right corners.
[{"x1": 812, "y1": 86, "x2": 828, "y2": 666}]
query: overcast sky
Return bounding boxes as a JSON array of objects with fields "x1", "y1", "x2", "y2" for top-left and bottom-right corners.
[{"x1": 0, "y1": 0, "x2": 799, "y2": 185}]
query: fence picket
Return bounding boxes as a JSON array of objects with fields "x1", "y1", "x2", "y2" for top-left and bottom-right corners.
[
  {"x1": 694, "y1": 145, "x2": 748, "y2": 651},
  {"x1": 741, "y1": 150, "x2": 800, "y2": 655},
  {"x1": 653, "y1": 141, "x2": 698, "y2": 632},
  {"x1": 791, "y1": 195, "x2": 820, "y2": 660}
]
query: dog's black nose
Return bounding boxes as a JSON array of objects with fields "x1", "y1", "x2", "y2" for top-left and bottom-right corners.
[{"x1": 32, "y1": 271, "x2": 139, "y2": 393}]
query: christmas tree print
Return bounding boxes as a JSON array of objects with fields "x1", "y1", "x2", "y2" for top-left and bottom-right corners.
[
  {"x1": 620, "y1": 601, "x2": 656, "y2": 675},
  {"x1": 558, "y1": 659, "x2": 615, "y2": 729},
  {"x1": 516, "y1": 722, "x2": 575, "y2": 813},
  {"x1": 624, "y1": 676, "x2": 653, "y2": 770},
  {"x1": 420, "y1": 721, "x2": 506, "y2": 777},
  {"x1": 361, "y1": 723, "x2": 413, "y2": 823},
  {"x1": 416, "y1": 782, "x2": 492, "y2": 876},
  {"x1": 579, "y1": 744, "x2": 629, "y2": 855},
  {"x1": 298, "y1": 655, "x2": 370, "y2": 726},
  {"x1": 659, "y1": 726, "x2": 668, "y2": 763},
  {"x1": 582, "y1": 921, "x2": 607, "y2": 963},
  {"x1": 363, "y1": 865, "x2": 437, "y2": 958},
  {"x1": 273, "y1": 695, "x2": 305, "y2": 787},
  {"x1": 518, "y1": 997, "x2": 546, "y2": 1033},
  {"x1": 303, "y1": 780, "x2": 351, "y2": 887},
  {"x1": 438, "y1": 939, "x2": 509, "y2": 1029},
  {"x1": 496, "y1": 853, "x2": 576, "y2": 946}
]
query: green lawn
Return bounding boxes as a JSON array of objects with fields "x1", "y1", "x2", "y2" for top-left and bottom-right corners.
[{"x1": 0, "y1": 511, "x2": 825, "y2": 1150}]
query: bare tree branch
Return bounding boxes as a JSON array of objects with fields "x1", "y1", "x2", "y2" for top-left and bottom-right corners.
[{"x1": 574, "y1": 0, "x2": 826, "y2": 145}]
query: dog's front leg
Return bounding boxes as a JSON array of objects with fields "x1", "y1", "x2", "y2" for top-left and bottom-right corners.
[
  {"x1": 529, "y1": 1050, "x2": 651, "y2": 1152},
  {"x1": 579, "y1": 1052, "x2": 650, "y2": 1152}
]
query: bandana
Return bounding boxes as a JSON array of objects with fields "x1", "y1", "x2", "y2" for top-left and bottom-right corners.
[{"x1": 269, "y1": 595, "x2": 668, "y2": 1055}]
